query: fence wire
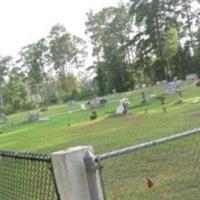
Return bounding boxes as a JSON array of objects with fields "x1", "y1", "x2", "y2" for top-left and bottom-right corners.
[
  {"x1": 0, "y1": 151, "x2": 60, "y2": 200},
  {"x1": 99, "y1": 131, "x2": 200, "y2": 200}
]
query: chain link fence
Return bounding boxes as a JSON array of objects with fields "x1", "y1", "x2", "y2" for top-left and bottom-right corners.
[
  {"x1": 98, "y1": 129, "x2": 200, "y2": 200},
  {"x1": 0, "y1": 150, "x2": 60, "y2": 200}
]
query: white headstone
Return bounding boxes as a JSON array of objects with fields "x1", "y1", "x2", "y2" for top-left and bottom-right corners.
[
  {"x1": 156, "y1": 81, "x2": 161, "y2": 86},
  {"x1": 142, "y1": 84, "x2": 146, "y2": 88},
  {"x1": 116, "y1": 104, "x2": 125, "y2": 114},
  {"x1": 80, "y1": 104, "x2": 86, "y2": 111}
]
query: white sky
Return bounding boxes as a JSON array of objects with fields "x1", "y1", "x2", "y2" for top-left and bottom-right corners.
[{"x1": 0, "y1": 0, "x2": 126, "y2": 59}]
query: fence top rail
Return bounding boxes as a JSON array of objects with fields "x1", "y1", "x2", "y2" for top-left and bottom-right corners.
[
  {"x1": 0, "y1": 150, "x2": 50, "y2": 162},
  {"x1": 96, "y1": 128, "x2": 200, "y2": 161}
]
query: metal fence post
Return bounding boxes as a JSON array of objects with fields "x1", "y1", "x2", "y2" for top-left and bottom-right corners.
[
  {"x1": 84, "y1": 151, "x2": 104, "y2": 200},
  {"x1": 51, "y1": 146, "x2": 104, "y2": 200}
]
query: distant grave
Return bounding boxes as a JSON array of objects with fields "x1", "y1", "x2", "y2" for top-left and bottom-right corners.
[
  {"x1": 68, "y1": 100, "x2": 77, "y2": 106},
  {"x1": 142, "y1": 84, "x2": 147, "y2": 88},
  {"x1": 164, "y1": 78, "x2": 182, "y2": 95},
  {"x1": 165, "y1": 82, "x2": 176, "y2": 94},
  {"x1": 116, "y1": 98, "x2": 130, "y2": 114},
  {"x1": 186, "y1": 73, "x2": 198, "y2": 81},
  {"x1": 87, "y1": 98, "x2": 107, "y2": 109},
  {"x1": 27, "y1": 113, "x2": 40, "y2": 123},
  {"x1": 26, "y1": 113, "x2": 49, "y2": 123},
  {"x1": 0, "y1": 113, "x2": 7, "y2": 124},
  {"x1": 80, "y1": 104, "x2": 87, "y2": 111},
  {"x1": 90, "y1": 111, "x2": 97, "y2": 120}
]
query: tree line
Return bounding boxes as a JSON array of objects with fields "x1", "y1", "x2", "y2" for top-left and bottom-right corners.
[
  {"x1": 0, "y1": 24, "x2": 88, "y2": 114},
  {"x1": 86, "y1": 0, "x2": 200, "y2": 95},
  {"x1": 1, "y1": 0, "x2": 200, "y2": 114}
]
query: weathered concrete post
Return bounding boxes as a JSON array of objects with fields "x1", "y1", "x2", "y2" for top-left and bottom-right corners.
[{"x1": 51, "y1": 146, "x2": 104, "y2": 200}]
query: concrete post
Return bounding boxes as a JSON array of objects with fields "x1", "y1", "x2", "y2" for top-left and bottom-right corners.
[{"x1": 51, "y1": 146, "x2": 104, "y2": 200}]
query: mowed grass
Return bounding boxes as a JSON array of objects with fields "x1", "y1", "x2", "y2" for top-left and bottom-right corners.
[{"x1": 0, "y1": 81, "x2": 200, "y2": 199}]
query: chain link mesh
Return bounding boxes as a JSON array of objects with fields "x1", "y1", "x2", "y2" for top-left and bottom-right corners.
[
  {"x1": 0, "y1": 151, "x2": 60, "y2": 200},
  {"x1": 100, "y1": 134, "x2": 200, "y2": 200}
]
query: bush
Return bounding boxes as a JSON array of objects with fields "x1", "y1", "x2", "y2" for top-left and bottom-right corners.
[
  {"x1": 48, "y1": 94, "x2": 59, "y2": 104},
  {"x1": 1, "y1": 105, "x2": 14, "y2": 115},
  {"x1": 60, "y1": 93, "x2": 72, "y2": 103},
  {"x1": 22, "y1": 102, "x2": 36, "y2": 111}
]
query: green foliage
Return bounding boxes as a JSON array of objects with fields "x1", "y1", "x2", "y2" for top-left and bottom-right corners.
[
  {"x1": 128, "y1": 0, "x2": 200, "y2": 81},
  {"x1": 5, "y1": 68, "x2": 28, "y2": 105},
  {"x1": 0, "y1": 56, "x2": 12, "y2": 86},
  {"x1": 48, "y1": 24, "x2": 87, "y2": 92},
  {"x1": 163, "y1": 27, "x2": 179, "y2": 60},
  {"x1": 1, "y1": 104, "x2": 14, "y2": 115},
  {"x1": 86, "y1": 5, "x2": 135, "y2": 94}
]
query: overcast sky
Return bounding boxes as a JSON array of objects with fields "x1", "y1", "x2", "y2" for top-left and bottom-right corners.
[{"x1": 0, "y1": 0, "x2": 127, "y2": 59}]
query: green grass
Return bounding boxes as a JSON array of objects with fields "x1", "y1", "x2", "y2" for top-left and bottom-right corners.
[{"x1": 0, "y1": 80, "x2": 200, "y2": 199}]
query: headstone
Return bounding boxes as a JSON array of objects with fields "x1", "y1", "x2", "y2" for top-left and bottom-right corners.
[
  {"x1": 186, "y1": 73, "x2": 198, "y2": 81},
  {"x1": 0, "y1": 113, "x2": 7, "y2": 123},
  {"x1": 116, "y1": 104, "x2": 125, "y2": 114},
  {"x1": 164, "y1": 82, "x2": 176, "y2": 94},
  {"x1": 27, "y1": 113, "x2": 40, "y2": 123},
  {"x1": 68, "y1": 100, "x2": 77, "y2": 106},
  {"x1": 88, "y1": 98, "x2": 107, "y2": 109},
  {"x1": 156, "y1": 81, "x2": 161, "y2": 86},
  {"x1": 142, "y1": 84, "x2": 146, "y2": 88},
  {"x1": 80, "y1": 104, "x2": 86, "y2": 111},
  {"x1": 116, "y1": 98, "x2": 130, "y2": 114},
  {"x1": 90, "y1": 111, "x2": 97, "y2": 120}
]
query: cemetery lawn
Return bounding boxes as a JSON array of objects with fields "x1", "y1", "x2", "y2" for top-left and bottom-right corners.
[
  {"x1": 0, "y1": 81, "x2": 200, "y2": 199},
  {"x1": 0, "y1": 81, "x2": 200, "y2": 154}
]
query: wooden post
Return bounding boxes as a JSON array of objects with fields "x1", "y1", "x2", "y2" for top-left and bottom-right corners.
[{"x1": 51, "y1": 146, "x2": 104, "y2": 200}]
